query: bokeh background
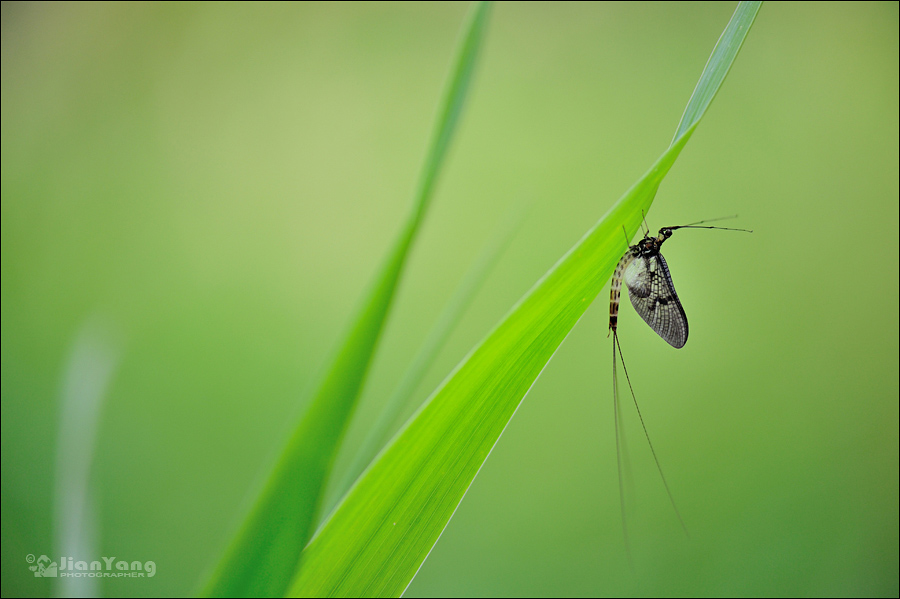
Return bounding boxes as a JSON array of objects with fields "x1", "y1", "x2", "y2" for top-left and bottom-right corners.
[{"x1": 3, "y1": 2, "x2": 897, "y2": 597}]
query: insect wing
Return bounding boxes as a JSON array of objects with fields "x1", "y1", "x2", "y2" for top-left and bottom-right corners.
[{"x1": 623, "y1": 252, "x2": 688, "y2": 348}]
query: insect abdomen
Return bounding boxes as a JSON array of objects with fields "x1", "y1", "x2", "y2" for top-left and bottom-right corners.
[{"x1": 609, "y1": 248, "x2": 638, "y2": 333}]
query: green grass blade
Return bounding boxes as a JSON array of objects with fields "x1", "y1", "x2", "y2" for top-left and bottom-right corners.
[
  {"x1": 288, "y1": 4, "x2": 760, "y2": 597},
  {"x1": 672, "y1": 1, "x2": 762, "y2": 144},
  {"x1": 201, "y1": 3, "x2": 492, "y2": 597},
  {"x1": 54, "y1": 316, "x2": 120, "y2": 599},
  {"x1": 332, "y1": 207, "x2": 525, "y2": 506}
]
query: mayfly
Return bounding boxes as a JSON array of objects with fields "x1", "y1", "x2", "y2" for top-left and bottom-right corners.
[{"x1": 607, "y1": 216, "x2": 751, "y2": 554}]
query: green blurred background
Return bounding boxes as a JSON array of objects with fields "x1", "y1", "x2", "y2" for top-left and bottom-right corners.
[{"x1": 2, "y1": 2, "x2": 897, "y2": 597}]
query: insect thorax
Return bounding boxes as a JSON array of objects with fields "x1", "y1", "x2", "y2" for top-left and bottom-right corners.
[{"x1": 633, "y1": 228, "x2": 673, "y2": 258}]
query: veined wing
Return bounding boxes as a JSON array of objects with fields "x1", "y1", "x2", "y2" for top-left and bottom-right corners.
[{"x1": 623, "y1": 252, "x2": 688, "y2": 348}]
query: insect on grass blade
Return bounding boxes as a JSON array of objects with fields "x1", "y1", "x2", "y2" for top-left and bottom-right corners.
[{"x1": 607, "y1": 217, "x2": 751, "y2": 555}]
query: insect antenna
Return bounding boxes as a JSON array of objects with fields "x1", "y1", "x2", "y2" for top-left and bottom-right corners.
[
  {"x1": 667, "y1": 215, "x2": 752, "y2": 233},
  {"x1": 681, "y1": 214, "x2": 739, "y2": 226},
  {"x1": 612, "y1": 330, "x2": 690, "y2": 538},
  {"x1": 668, "y1": 224, "x2": 753, "y2": 233}
]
